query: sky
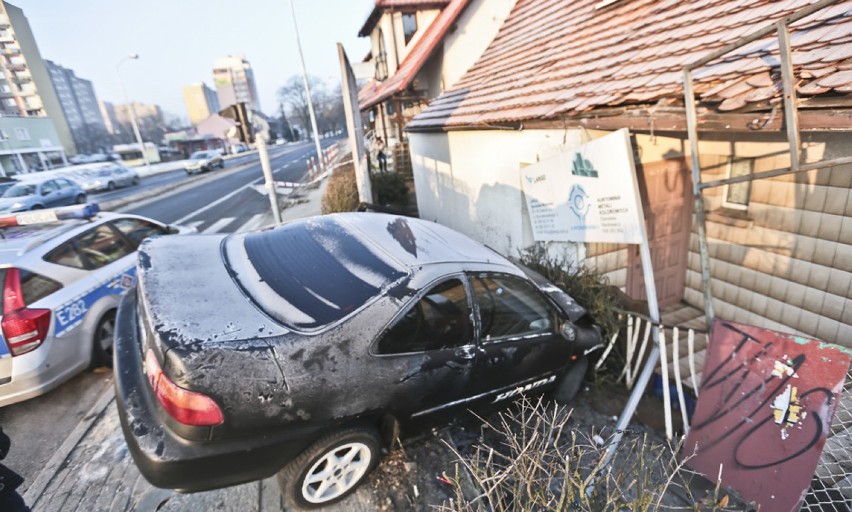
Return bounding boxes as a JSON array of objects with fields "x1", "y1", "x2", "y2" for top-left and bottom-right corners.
[{"x1": 10, "y1": 0, "x2": 374, "y2": 122}]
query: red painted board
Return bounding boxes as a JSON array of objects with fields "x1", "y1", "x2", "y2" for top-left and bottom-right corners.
[{"x1": 684, "y1": 319, "x2": 851, "y2": 512}]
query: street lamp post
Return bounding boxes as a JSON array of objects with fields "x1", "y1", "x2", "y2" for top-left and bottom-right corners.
[
  {"x1": 116, "y1": 54, "x2": 151, "y2": 170},
  {"x1": 288, "y1": 0, "x2": 325, "y2": 173}
]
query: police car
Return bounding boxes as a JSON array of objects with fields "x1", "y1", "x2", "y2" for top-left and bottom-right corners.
[{"x1": 0, "y1": 204, "x2": 190, "y2": 407}]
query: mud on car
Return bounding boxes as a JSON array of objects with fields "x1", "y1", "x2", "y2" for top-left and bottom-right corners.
[{"x1": 115, "y1": 213, "x2": 602, "y2": 509}]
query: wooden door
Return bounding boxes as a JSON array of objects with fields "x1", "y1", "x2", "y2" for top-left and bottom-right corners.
[{"x1": 627, "y1": 158, "x2": 692, "y2": 307}]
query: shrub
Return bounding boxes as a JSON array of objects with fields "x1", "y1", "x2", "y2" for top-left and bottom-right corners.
[
  {"x1": 321, "y1": 162, "x2": 359, "y2": 214},
  {"x1": 372, "y1": 172, "x2": 408, "y2": 207}
]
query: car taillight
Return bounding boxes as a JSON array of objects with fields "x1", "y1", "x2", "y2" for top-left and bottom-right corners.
[
  {"x1": 145, "y1": 349, "x2": 224, "y2": 427},
  {"x1": 2, "y1": 268, "x2": 51, "y2": 356}
]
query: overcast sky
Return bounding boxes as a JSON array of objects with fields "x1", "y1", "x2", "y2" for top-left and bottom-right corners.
[{"x1": 10, "y1": 0, "x2": 374, "y2": 122}]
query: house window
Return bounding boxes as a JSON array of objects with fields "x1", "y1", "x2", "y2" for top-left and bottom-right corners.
[
  {"x1": 14, "y1": 128, "x2": 29, "y2": 141},
  {"x1": 402, "y1": 13, "x2": 417, "y2": 44},
  {"x1": 375, "y1": 29, "x2": 389, "y2": 81},
  {"x1": 4, "y1": 98, "x2": 15, "y2": 106},
  {"x1": 723, "y1": 157, "x2": 753, "y2": 210}
]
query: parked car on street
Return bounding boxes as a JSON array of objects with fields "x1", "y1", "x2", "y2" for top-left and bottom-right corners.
[
  {"x1": 78, "y1": 164, "x2": 140, "y2": 193},
  {"x1": 115, "y1": 213, "x2": 601, "y2": 508},
  {"x1": 184, "y1": 151, "x2": 224, "y2": 175},
  {"x1": 230, "y1": 143, "x2": 248, "y2": 154},
  {"x1": 0, "y1": 177, "x2": 86, "y2": 213},
  {"x1": 0, "y1": 204, "x2": 193, "y2": 408}
]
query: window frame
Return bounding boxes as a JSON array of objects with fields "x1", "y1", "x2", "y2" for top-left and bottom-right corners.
[
  {"x1": 722, "y1": 157, "x2": 753, "y2": 211},
  {"x1": 469, "y1": 272, "x2": 560, "y2": 346},
  {"x1": 371, "y1": 274, "x2": 475, "y2": 357}
]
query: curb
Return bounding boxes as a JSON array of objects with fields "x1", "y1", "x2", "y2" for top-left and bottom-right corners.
[{"x1": 23, "y1": 384, "x2": 117, "y2": 507}]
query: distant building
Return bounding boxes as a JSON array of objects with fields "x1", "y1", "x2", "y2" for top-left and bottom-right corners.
[
  {"x1": 99, "y1": 100, "x2": 118, "y2": 135},
  {"x1": 0, "y1": 117, "x2": 67, "y2": 175},
  {"x1": 45, "y1": 60, "x2": 107, "y2": 154},
  {"x1": 212, "y1": 54, "x2": 260, "y2": 111},
  {"x1": 0, "y1": 2, "x2": 75, "y2": 156},
  {"x1": 183, "y1": 82, "x2": 219, "y2": 126},
  {"x1": 112, "y1": 102, "x2": 164, "y2": 144}
]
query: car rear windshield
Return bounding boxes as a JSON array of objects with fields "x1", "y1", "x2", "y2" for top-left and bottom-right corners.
[{"x1": 234, "y1": 218, "x2": 407, "y2": 331}]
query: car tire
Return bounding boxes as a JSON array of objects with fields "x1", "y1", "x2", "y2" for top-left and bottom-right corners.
[
  {"x1": 277, "y1": 427, "x2": 381, "y2": 510},
  {"x1": 90, "y1": 310, "x2": 116, "y2": 369},
  {"x1": 30, "y1": 204, "x2": 43, "y2": 210},
  {"x1": 76, "y1": 194, "x2": 86, "y2": 204},
  {"x1": 552, "y1": 356, "x2": 588, "y2": 405},
  {"x1": 132, "y1": 176, "x2": 140, "y2": 185},
  {"x1": 107, "y1": 182, "x2": 116, "y2": 191},
  {"x1": 219, "y1": 161, "x2": 225, "y2": 169}
]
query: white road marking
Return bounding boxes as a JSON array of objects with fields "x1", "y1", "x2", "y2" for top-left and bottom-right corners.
[
  {"x1": 202, "y1": 217, "x2": 234, "y2": 234},
  {"x1": 237, "y1": 213, "x2": 268, "y2": 233},
  {"x1": 185, "y1": 220, "x2": 204, "y2": 231}
]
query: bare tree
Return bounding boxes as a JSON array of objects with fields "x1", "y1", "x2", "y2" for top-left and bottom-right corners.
[{"x1": 277, "y1": 75, "x2": 346, "y2": 139}]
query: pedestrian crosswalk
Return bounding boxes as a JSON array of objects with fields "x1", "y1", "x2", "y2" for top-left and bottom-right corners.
[{"x1": 184, "y1": 213, "x2": 270, "y2": 234}]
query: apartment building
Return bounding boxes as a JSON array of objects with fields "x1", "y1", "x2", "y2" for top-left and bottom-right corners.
[
  {"x1": 46, "y1": 60, "x2": 107, "y2": 154},
  {"x1": 0, "y1": 2, "x2": 74, "y2": 156},
  {"x1": 212, "y1": 54, "x2": 260, "y2": 111},
  {"x1": 183, "y1": 82, "x2": 220, "y2": 126}
]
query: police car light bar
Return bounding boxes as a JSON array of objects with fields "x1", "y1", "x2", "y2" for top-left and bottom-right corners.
[{"x1": 0, "y1": 203, "x2": 100, "y2": 229}]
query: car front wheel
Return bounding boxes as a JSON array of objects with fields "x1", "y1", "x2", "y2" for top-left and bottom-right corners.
[
  {"x1": 277, "y1": 427, "x2": 380, "y2": 509},
  {"x1": 552, "y1": 356, "x2": 588, "y2": 404},
  {"x1": 76, "y1": 194, "x2": 86, "y2": 204}
]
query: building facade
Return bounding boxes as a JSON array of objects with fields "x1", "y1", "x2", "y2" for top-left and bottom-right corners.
[
  {"x1": 45, "y1": 60, "x2": 107, "y2": 154},
  {"x1": 0, "y1": 116, "x2": 66, "y2": 175},
  {"x1": 183, "y1": 82, "x2": 219, "y2": 126},
  {"x1": 212, "y1": 54, "x2": 260, "y2": 111},
  {"x1": 0, "y1": 2, "x2": 75, "y2": 155}
]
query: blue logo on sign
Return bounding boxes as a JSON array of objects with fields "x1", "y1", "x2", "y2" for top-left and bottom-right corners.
[{"x1": 569, "y1": 184, "x2": 591, "y2": 220}]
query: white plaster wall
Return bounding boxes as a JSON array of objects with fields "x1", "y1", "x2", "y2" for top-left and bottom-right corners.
[
  {"x1": 409, "y1": 128, "x2": 584, "y2": 263},
  {"x1": 441, "y1": 0, "x2": 517, "y2": 90}
]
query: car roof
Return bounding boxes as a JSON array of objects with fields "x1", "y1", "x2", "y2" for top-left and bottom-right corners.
[{"x1": 0, "y1": 212, "x2": 132, "y2": 263}]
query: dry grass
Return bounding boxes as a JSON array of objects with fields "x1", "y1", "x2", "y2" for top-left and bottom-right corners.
[
  {"x1": 321, "y1": 161, "x2": 359, "y2": 214},
  {"x1": 437, "y1": 397, "x2": 738, "y2": 512}
]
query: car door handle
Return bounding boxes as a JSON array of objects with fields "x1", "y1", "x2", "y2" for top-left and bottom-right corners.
[{"x1": 454, "y1": 347, "x2": 477, "y2": 360}]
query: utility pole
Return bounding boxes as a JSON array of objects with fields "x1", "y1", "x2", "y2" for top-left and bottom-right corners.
[
  {"x1": 288, "y1": 0, "x2": 324, "y2": 173},
  {"x1": 116, "y1": 54, "x2": 151, "y2": 170}
]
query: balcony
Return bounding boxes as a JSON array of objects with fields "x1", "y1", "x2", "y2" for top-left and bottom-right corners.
[
  {"x1": 10, "y1": 76, "x2": 30, "y2": 85},
  {"x1": 0, "y1": 33, "x2": 13, "y2": 44},
  {"x1": 1, "y1": 46, "x2": 20, "y2": 55},
  {"x1": 5, "y1": 61, "x2": 24, "y2": 72}
]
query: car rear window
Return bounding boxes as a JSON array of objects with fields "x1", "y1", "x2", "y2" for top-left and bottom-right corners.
[
  {"x1": 0, "y1": 268, "x2": 62, "y2": 306},
  {"x1": 235, "y1": 217, "x2": 407, "y2": 330}
]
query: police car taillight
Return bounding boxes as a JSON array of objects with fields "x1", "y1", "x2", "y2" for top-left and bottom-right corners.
[
  {"x1": 1, "y1": 268, "x2": 50, "y2": 356},
  {"x1": 145, "y1": 349, "x2": 224, "y2": 427}
]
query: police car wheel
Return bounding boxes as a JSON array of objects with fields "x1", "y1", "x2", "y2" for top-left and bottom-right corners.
[
  {"x1": 277, "y1": 427, "x2": 381, "y2": 509},
  {"x1": 552, "y1": 356, "x2": 588, "y2": 405},
  {"x1": 91, "y1": 310, "x2": 116, "y2": 369}
]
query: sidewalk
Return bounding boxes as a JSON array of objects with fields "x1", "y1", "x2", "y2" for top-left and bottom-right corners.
[{"x1": 22, "y1": 179, "x2": 384, "y2": 512}]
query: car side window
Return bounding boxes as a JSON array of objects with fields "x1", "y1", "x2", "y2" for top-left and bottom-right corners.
[
  {"x1": 472, "y1": 274, "x2": 556, "y2": 342},
  {"x1": 44, "y1": 241, "x2": 87, "y2": 269},
  {"x1": 110, "y1": 218, "x2": 167, "y2": 249},
  {"x1": 75, "y1": 224, "x2": 134, "y2": 269},
  {"x1": 55, "y1": 178, "x2": 71, "y2": 188},
  {"x1": 41, "y1": 180, "x2": 58, "y2": 195},
  {"x1": 378, "y1": 278, "x2": 471, "y2": 355}
]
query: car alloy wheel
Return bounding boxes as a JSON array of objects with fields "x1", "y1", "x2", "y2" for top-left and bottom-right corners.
[{"x1": 277, "y1": 427, "x2": 380, "y2": 509}]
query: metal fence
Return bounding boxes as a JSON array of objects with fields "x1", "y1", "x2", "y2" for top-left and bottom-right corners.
[{"x1": 596, "y1": 312, "x2": 852, "y2": 510}]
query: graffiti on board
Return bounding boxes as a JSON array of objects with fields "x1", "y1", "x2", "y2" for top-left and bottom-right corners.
[{"x1": 684, "y1": 320, "x2": 850, "y2": 512}]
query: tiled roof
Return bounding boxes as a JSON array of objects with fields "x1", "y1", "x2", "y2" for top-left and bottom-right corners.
[
  {"x1": 408, "y1": 0, "x2": 852, "y2": 131},
  {"x1": 359, "y1": 0, "x2": 472, "y2": 111},
  {"x1": 358, "y1": 0, "x2": 451, "y2": 37}
]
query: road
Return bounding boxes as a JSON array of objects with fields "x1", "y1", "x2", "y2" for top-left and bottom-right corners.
[{"x1": 0, "y1": 139, "x2": 338, "y2": 492}]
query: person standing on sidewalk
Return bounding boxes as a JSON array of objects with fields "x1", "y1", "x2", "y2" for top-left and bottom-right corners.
[{"x1": 0, "y1": 427, "x2": 29, "y2": 512}]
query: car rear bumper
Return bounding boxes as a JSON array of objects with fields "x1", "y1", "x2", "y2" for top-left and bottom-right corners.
[
  {"x1": 113, "y1": 291, "x2": 320, "y2": 492},
  {"x1": 0, "y1": 340, "x2": 84, "y2": 407}
]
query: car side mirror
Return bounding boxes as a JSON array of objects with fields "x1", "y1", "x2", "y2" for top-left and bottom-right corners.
[{"x1": 560, "y1": 322, "x2": 577, "y2": 342}]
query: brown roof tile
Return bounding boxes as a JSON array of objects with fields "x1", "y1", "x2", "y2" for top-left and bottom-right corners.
[{"x1": 411, "y1": 0, "x2": 852, "y2": 131}]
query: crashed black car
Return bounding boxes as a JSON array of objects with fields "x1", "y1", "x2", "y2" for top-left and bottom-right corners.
[{"x1": 114, "y1": 213, "x2": 601, "y2": 509}]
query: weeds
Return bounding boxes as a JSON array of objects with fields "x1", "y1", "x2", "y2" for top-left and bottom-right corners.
[{"x1": 437, "y1": 396, "x2": 738, "y2": 512}]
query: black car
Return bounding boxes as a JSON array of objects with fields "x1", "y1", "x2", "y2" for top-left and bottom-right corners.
[{"x1": 115, "y1": 213, "x2": 601, "y2": 509}]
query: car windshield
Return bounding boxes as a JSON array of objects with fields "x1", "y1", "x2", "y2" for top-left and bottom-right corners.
[
  {"x1": 230, "y1": 217, "x2": 408, "y2": 330},
  {"x1": 96, "y1": 170, "x2": 112, "y2": 177},
  {"x1": 3, "y1": 183, "x2": 37, "y2": 197},
  {"x1": 189, "y1": 152, "x2": 207, "y2": 159}
]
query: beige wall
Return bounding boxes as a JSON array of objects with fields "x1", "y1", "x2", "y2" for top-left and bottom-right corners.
[{"x1": 410, "y1": 126, "x2": 852, "y2": 346}]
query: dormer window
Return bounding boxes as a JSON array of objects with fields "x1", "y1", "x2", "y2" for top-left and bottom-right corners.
[
  {"x1": 375, "y1": 29, "x2": 389, "y2": 81},
  {"x1": 402, "y1": 13, "x2": 417, "y2": 45}
]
